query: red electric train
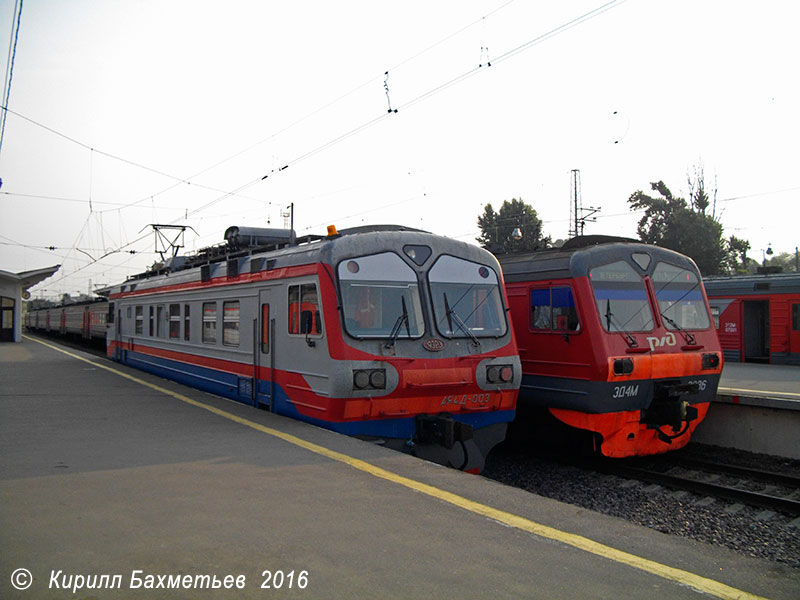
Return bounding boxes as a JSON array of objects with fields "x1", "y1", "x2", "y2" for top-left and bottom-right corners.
[
  {"x1": 704, "y1": 272, "x2": 800, "y2": 365},
  {"x1": 499, "y1": 236, "x2": 723, "y2": 457}
]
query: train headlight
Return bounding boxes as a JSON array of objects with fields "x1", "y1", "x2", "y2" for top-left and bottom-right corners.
[
  {"x1": 369, "y1": 369, "x2": 386, "y2": 389},
  {"x1": 487, "y1": 364, "x2": 513, "y2": 384},
  {"x1": 353, "y1": 368, "x2": 386, "y2": 390},
  {"x1": 613, "y1": 358, "x2": 634, "y2": 375},
  {"x1": 353, "y1": 370, "x2": 370, "y2": 389},
  {"x1": 702, "y1": 353, "x2": 720, "y2": 370}
]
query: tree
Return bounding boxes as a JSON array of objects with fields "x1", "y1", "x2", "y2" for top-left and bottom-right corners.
[
  {"x1": 628, "y1": 180, "x2": 745, "y2": 276},
  {"x1": 762, "y1": 251, "x2": 800, "y2": 273},
  {"x1": 726, "y1": 235, "x2": 753, "y2": 274},
  {"x1": 476, "y1": 198, "x2": 550, "y2": 254}
]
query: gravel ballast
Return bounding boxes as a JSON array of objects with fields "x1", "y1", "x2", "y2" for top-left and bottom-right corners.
[{"x1": 482, "y1": 443, "x2": 800, "y2": 568}]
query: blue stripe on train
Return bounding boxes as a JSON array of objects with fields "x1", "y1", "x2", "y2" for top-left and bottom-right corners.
[{"x1": 118, "y1": 349, "x2": 514, "y2": 440}]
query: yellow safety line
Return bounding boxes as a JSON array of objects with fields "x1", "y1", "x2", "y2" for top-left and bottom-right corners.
[
  {"x1": 25, "y1": 335, "x2": 770, "y2": 600},
  {"x1": 718, "y1": 386, "x2": 800, "y2": 400}
]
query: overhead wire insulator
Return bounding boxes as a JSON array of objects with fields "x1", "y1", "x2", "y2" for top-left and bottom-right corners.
[{"x1": 384, "y1": 71, "x2": 398, "y2": 114}]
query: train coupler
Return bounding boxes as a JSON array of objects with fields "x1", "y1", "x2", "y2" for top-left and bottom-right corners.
[
  {"x1": 415, "y1": 415, "x2": 474, "y2": 449},
  {"x1": 644, "y1": 380, "x2": 700, "y2": 442}
]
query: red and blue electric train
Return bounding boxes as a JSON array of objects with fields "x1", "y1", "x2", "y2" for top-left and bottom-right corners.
[
  {"x1": 499, "y1": 236, "x2": 723, "y2": 457},
  {"x1": 95, "y1": 225, "x2": 521, "y2": 472},
  {"x1": 26, "y1": 230, "x2": 725, "y2": 462}
]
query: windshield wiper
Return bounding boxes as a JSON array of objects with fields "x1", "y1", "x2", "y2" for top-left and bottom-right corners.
[
  {"x1": 660, "y1": 312, "x2": 697, "y2": 346},
  {"x1": 605, "y1": 299, "x2": 638, "y2": 348},
  {"x1": 385, "y1": 296, "x2": 411, "y2": 349},
  {"x1": 444, "y1": 292, "x2": 480, "y2": 348}
]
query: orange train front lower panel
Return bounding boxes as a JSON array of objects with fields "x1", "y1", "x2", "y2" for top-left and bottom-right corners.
[{"x1": 550, "y1": 403, "x2": 711, "y2": 457}]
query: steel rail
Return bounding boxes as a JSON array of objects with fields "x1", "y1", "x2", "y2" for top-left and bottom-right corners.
[
  {"x1": 596, "y1": 462, "x2": 800, "y2": 516},
  {"x1": 669, "y1": 456, "x2": 800, "y2": 489}
]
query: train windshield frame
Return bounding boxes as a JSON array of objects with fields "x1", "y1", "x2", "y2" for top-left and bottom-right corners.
[
  {"x1": 651, "y1": 261, "x2": 711, "y2": 331},
  {"x1": 590, "y1": 260, "x2": 655, "y2": 333},
  {"x1": 428, "y1": 255, "x2": 507, "y2": 339},
  {"x1": 337, "y1": 252, "x2": 425, "y2": 339}
]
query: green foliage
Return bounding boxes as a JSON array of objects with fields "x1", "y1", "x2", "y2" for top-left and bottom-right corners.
[
  {"x1": 762, "y1": 251, "x2": 800, "y2": 273},
  {"x1": 628, "y1": 181, "x2": 743, "y2": 276},
  {"x1": 726, "y1": 235, "x2": 752, "y2": 274},
  {"x1": 477, "y1": 198, "x2": 550, "y2": 254}
]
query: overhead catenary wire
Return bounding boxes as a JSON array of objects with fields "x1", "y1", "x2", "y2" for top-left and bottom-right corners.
[
  {"x1": 0, "y1": 0, "x2": 23, "y2": 158},
  {"x1": 13, "y1": 0, "x2": 626, "y2": 297},
  {"x1": 193, "y1": 1, "x2": 627, "y2": 221}
]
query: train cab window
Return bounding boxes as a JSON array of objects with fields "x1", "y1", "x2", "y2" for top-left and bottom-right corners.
[
  {"x1": 429, "y1": 255, "x2": 507, "y2": 338},
  {"x1": 530, "y1": 286, "x2": 579, "y2": 332},
  {"x1": 590, "y1": 260, "x2": 654, "y2": 332},
  {"x1": 135, "y1": 306, "x2": 143, "y2": 334},
  {"x1": 184, "y1": 304, "x2": 191, "y2": 341},
  {"x1": 288, "y1": 284, "x2": 323, "y2": 336},
  {"x1": 652, "y1": 262, "x2": 710, "y2": 330},
  {"x1": 222, "y1": 300, "x2": 240, "y2": 346},
  {"x1": 202, "y1": 302, "x2": 217, "y2": 343},
  {"x1": 337, "y1": 252, "x2": 424, "y2": 339},
  {"x1": 169, "y1": 304, "x2": 181, "y2": 339}
]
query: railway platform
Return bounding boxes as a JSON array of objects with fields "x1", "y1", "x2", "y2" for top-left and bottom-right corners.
[
  {"x1": 1, "y1": 336, "x2": 798, "y2": 600},
  {"x1": 692, "y1": 363, "x2": 800, "y2": 459}
]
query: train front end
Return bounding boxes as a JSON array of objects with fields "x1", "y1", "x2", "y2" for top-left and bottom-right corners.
[
  {"x1": 552, "y1": 245, "x2": 723, "y2": 457},
  {"x1": 312, "y1": 228, "x2": 520, "y2": 472}
]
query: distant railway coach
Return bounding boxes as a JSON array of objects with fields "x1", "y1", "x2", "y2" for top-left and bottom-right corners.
[
  {"x1": 101, "y1": 225, "x2": 520, "y2": 473},
  {"x1": 25, "y1": 299, "x2": 107, "y2": 341},
  {"x1": 703, "y1": 273, "x2": 800, "y2": 365},
  {"x1": 499, "y1": 236, "x2": 723, "y2": 458}
]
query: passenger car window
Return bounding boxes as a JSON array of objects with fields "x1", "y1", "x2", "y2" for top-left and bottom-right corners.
[{"x1": 202, "y1": 302, "x2": 217, "y2": 343}]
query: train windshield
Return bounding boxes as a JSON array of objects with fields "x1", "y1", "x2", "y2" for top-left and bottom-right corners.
[
  {"x1": 652, "y1": 262, "x2": 710, "y2": 330},
  {"x1": 338, "y1": 252, "x2": 424, "y2": 339},
  {"x1": 428, "y1": 255, "x2": 507, "y2": 338},
  {"x1": 590, "y1": 260, "x2": 654, "y2": 332}
]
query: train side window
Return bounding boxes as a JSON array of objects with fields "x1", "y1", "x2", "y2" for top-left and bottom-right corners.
[
  {"x1": 793, "y1": 304, "x2": 800, "y2": 331},
  {"x1": 157, "y1": 305, "x2": 167, "y2": 338},
  {"x1": 530, "y1": 289, "x2": 552, "y2": 330},
  {"x1": 530, "y1": 286, "x2": 579, "y2": 332},
  {"x1": 149, "y1": 306, "x2": 155, "y2": 336},
  {"x1": 127, "y1": 306, "x2": 132, "y2": 319},
  {"x1": 222, "y1": 300, "x2": 240, "y2": 346},
  {"x1": 184, "y1": 304, "x2": 190, "y2": 341},
  {"x1": 135, "y1": 306, "x2": 143, "y2": 334},
  {"x1": 552, "y1": 287, "x2": 579, "y2": 331},
  {"x1": 288, "y1": 286, "x2": 300, "y2": 334},
  {"x1": 261, "y1": 304, "x2": 270, "y2": 353},
  {"x1": 169, "y1": 304, "x2": 180, "y2": 339},
  {"x1": 202, "y1": 302, "x2": 217, "y2": 344},
  {"x1": 288, "y1": 283, "x2": 322, "y2": 335}
]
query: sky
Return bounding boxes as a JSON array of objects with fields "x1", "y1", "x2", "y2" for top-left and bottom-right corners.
[{"x1": 1, "y1": 0, "x2": 798, "y2": 300}]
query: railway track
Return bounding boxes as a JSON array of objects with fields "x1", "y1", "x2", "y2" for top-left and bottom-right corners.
[{"x1": 592, "y1": 456, "x2": 800, "y2": 516}]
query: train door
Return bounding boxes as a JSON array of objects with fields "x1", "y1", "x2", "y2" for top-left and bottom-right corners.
[
  {"x1": 743, "y1": 300, "x2": 770, "y2": 363},
  {"x1": 255, "y1": 288, "x2": 275, "y2": 410},
  {"x1": 790, "y1": 302, "x2": 800, "y2": 362},
  {"x1": 82, "y1": 307, "x2": 91, "y2": 339}
]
